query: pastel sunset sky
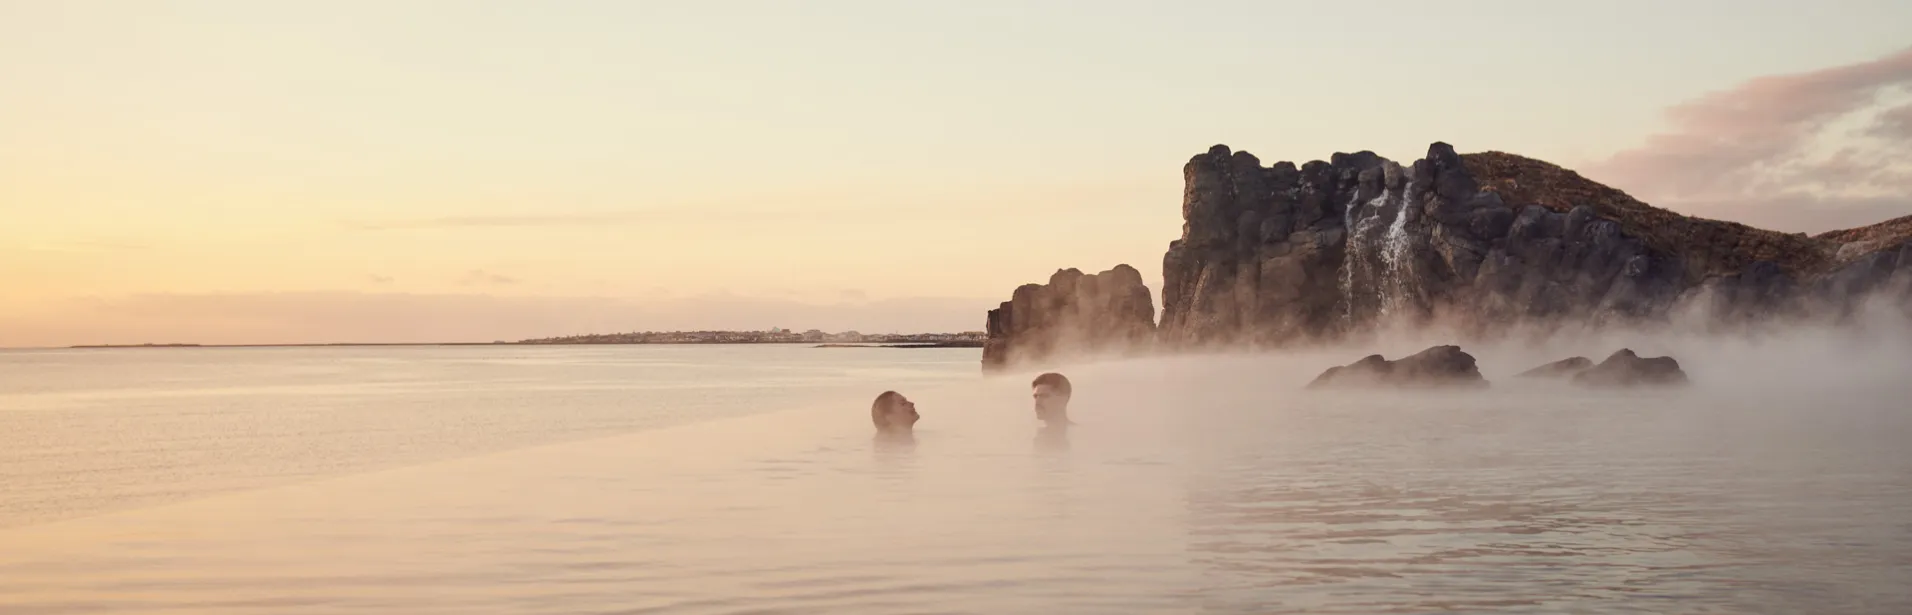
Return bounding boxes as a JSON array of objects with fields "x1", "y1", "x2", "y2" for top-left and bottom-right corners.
[{"x1": 4, "y1": 1, "x2": 1911, "y2": 346}]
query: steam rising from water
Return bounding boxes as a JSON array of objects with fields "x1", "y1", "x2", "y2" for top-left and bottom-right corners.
[
  {"x1": 970, "y1": 316, "x2": 1912, "y2": 612},
  {"x1": 1, "y1": 319, "x2": 1908, "y2": 613}
]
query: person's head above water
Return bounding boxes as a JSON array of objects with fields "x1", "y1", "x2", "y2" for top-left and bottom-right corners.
[
  {"x1": 871, "y1": 390, "x2": 919, "y2": 434},
  {"x1": 1031, "y1": 372, "x2": 1072, "y2": 425}
]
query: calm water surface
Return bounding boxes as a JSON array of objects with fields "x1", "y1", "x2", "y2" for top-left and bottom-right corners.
[
  {"x1": 0, "y1": 345, "x2": 976, "y2": 527},
  {"x1": 1, "y1": 345, "x2": 1909, "y2": 614}
]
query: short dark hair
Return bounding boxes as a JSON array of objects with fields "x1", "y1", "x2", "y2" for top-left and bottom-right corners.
[
  {"x1": 872, "y1": 390, "x2": 903, "y2": 430},
  {"x1": 1031, "y1": 372, "x2": 1071, "y2": 397}
]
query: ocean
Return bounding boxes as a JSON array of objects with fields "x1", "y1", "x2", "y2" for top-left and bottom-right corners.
[{"x1": 2, "y1": 341, "x2": 1909, "y2": 614}]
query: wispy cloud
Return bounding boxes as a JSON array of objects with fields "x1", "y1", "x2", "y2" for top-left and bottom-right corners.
[
  {"x1": 341, "y1": 213, "x2": 645, "y2": 231},
  {"x1": 338, "y1": 208, "x2": 886, "y2": 232},
  {"x1": 758, "y1": 287, "x2": 875, "y2": 302},
  {"x1": 457, "y1": 269, "x2": 519, "y2": 286},
  {"x1": 335, "y1": 198, "x2": 1095, "y2": 233},
  {"x1": 68, "y1": 239, "x2": 151, "y2": 251},
  {"x1": 368, "y1": 274, "x2": 395, "y2": 284},
  {"x1": 1586, "y1": 46, "x2": 1912, "y2": 232},
  {"x1": 17, "y1": 239, "x2": 151, "y2": 254},
  {"x1": 1873, "y1": 101, "x2": 1912, "y2": 140}
]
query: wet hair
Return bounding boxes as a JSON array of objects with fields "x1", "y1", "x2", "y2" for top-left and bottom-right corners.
[
  {"x1": 1031, "y1": 372, "x2": 1072, "y2": 397},
  {"x1": 871, "y1": 390, "x2": 904, "y2": 430}
]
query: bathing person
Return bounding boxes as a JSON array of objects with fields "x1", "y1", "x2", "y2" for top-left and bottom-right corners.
[
  {"x1": 871, "y1": 390, "x2": 919, "y2": 439},
  {"x1": 1031, "y1": 372, "x2": 1073, "y2": 428}
]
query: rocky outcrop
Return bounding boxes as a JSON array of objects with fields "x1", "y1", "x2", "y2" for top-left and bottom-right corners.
[
  {"x1": 1802, "y1": 217, "x2": 1912, "y2": 320},
  {"x1": 981, "y1": 265, "x2": 1155, "y2": 372},
  {"x1": 1570, "y1": 349, "x2": 1689, "y2": 388},
  {"x1": 1818, "y1": 214, "x2": 1912, "y2": 248},
  {"x1": 1305, "y1": 345, "x2": 1487, "y2": 389},
  {"x1": 978, "y1": 142, "x2": 1910, "y2": 369},
  {"x1": 1157, "y1": 143, "x2": 1912, "y2": 349},
  {"x1": 1516, "y1": 356, "x2": 1593, "y2": 378}
]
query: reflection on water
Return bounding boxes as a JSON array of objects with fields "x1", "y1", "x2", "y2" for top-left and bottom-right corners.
[
  {"x1": 1185, "y1": 456, "x2": 1737, "y2": 612},
  {"x1": 0, "y1": 345, "x2": 975, "y2": 528},
  {"x1": 1, "y1": 349, "x2": 1909, "y2": 613}
]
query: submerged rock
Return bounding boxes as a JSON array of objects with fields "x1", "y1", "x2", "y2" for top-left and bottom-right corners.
[
  {"x1": 1516, "y1": 356, "x2": 1593, "y2": 378},
  {"x1": 1307, "y1": 345, "x2": 1488, "y2": 389},
  {"x1": 1570, "y1": 349, "x2": 1688, "y2": 388}
]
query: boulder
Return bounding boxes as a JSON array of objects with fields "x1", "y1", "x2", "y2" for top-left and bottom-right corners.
[
  {"x1": 1306, "y1": 345, "x2": 1488, "y2": 389},
  {"x1": 1515, "y1": 356, "x2": 1593, "y2": 378},
  {"x1": 1569, "y1": 349, "x2": 1689, "y2": 388}
]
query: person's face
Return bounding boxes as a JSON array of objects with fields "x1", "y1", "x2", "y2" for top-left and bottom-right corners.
[
  {"x1": 1032, "y1": 384, "x2": 1068, "y2": 420},
  {"x1": 890, "y1": 396, "x2": 920, "y2": 427}
]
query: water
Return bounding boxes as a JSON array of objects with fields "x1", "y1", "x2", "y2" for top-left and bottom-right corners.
[
  {"x1": 2, "y1": 344, "x2": 1909, "y2": 613},
  {"x1": 1342, "y1": 185, "x2": 1382, "y2": 325},
  {"x1": 1379, "y1": 177, "x2": 1416, "y2": 317},
  {"x1": 1341, "y1": 165, "x2": 1419, "y2": 324},
  {"x1": 0, "y1": 345, "x2": 977, "y2": 528}
]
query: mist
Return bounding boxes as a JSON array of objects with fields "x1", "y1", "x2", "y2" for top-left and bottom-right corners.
[
  {"x1": 890, "y1": 313, "x2": 1911, "y2": 611},
  {"x1": 5, "y1": 316, "x2": 1907, "y2": 613}
]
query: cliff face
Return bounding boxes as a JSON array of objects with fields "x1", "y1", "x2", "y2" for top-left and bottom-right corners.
[
  {"x1": 1158, "y1": 143, "x2": 1912, "y2": 347},
  {"x1": 1805, "y1": 214, "x2": 1912, "y2": 315},
  {"x1": 981, "y1": 265, "x2": 1155, "y2": 371},
  {"x1": 981, "y1": 142, "x2": 1911, "y2": 368}
]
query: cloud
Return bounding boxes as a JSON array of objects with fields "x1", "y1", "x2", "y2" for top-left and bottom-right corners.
[
  {"x1": 67, "y1": 239, "x2": 150, "y2": 251},
  {"x1": 368, "y1": 274, "x2": 395, "y2": 284},
  {"x1": 0, "y1": 292, "x2": 993, "y2": 347},
  {"x1": 457, "y1": 269, "x2": 518, "y2": 286},
  {"x1": 1873, "y1": 101, "x2": 1912, "y2": 140},
  {"x1": 338, "y1": 208, "x2": 926, "y2": 232},
  {"x1": 17, "y1": 239, "x2": 150, "y2": 253},
  {"x1": 338, "y1": 208, "x2": 852, "y2": 232},
  {"x1": 334, "y1": 197, "x2": 1095, "y2": 233},
  {"x1": 757, "y1": 288, "x2": 872, "y2": 302},
  {"x1": 1585, "y1": 46, "x2": 1912, "y2": 233},
  {"x1": 341, "y1": 213, "x2": 645, "y2": 231}
]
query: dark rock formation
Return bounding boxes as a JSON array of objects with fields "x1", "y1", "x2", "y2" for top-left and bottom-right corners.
[
  {"x1": 1305, "y1": 345, "x2": 1487, "y2": 389},
  {"x1": 1157, "y1": 143, "x2": 1912, "y2": 349},
  {"x1": 1802, "y1": 219, "x2": 1912, "y2": 321},
  {"x1": 978, "y1": 143, "x2": 1911, "y2": 369},
  {"x1": 1516, "y1": 356, "x2": 1593, "y2": 378},
  {"x1": 981, "y1": 265, "x2": 1155, "y2": 372},
  {"x1": 1570, "y1": 349, "x2": 1689, "y2": 388}
]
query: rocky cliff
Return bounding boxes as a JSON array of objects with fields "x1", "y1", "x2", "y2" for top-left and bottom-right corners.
[
  {"x1": 981, "y1": 142, "x2": 1911, "y2": 368},
  {"x1": 1158, "y1": 142, "x2": 1912, "y2": 348},
  {"x1": 981, "y1": 265, "x2": 1155, "y2": 372}
]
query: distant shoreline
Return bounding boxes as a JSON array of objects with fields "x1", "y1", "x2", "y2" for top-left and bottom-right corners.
[
  {"x1": 813, "y1": 341, "x2": 985, "y2": 349},
  {"x1": 60, "y1": 341, "x2": 985, "y2": 350},
  {"x1": 66, "y1": 342, "x2": 504, "y2": 349}
]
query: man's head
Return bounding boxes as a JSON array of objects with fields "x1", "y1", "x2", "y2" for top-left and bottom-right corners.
[
  {"x1": 1031, "y1": 372, "x2": 1072, "y2": 424},
  {"x1": 871, "y1": 390, "x2": 919, "y2": 433}
]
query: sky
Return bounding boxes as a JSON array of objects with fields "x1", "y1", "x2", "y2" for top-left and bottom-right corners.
[{"x1": 3, "y1": 0, "x2": 1910, "y2": 346}]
